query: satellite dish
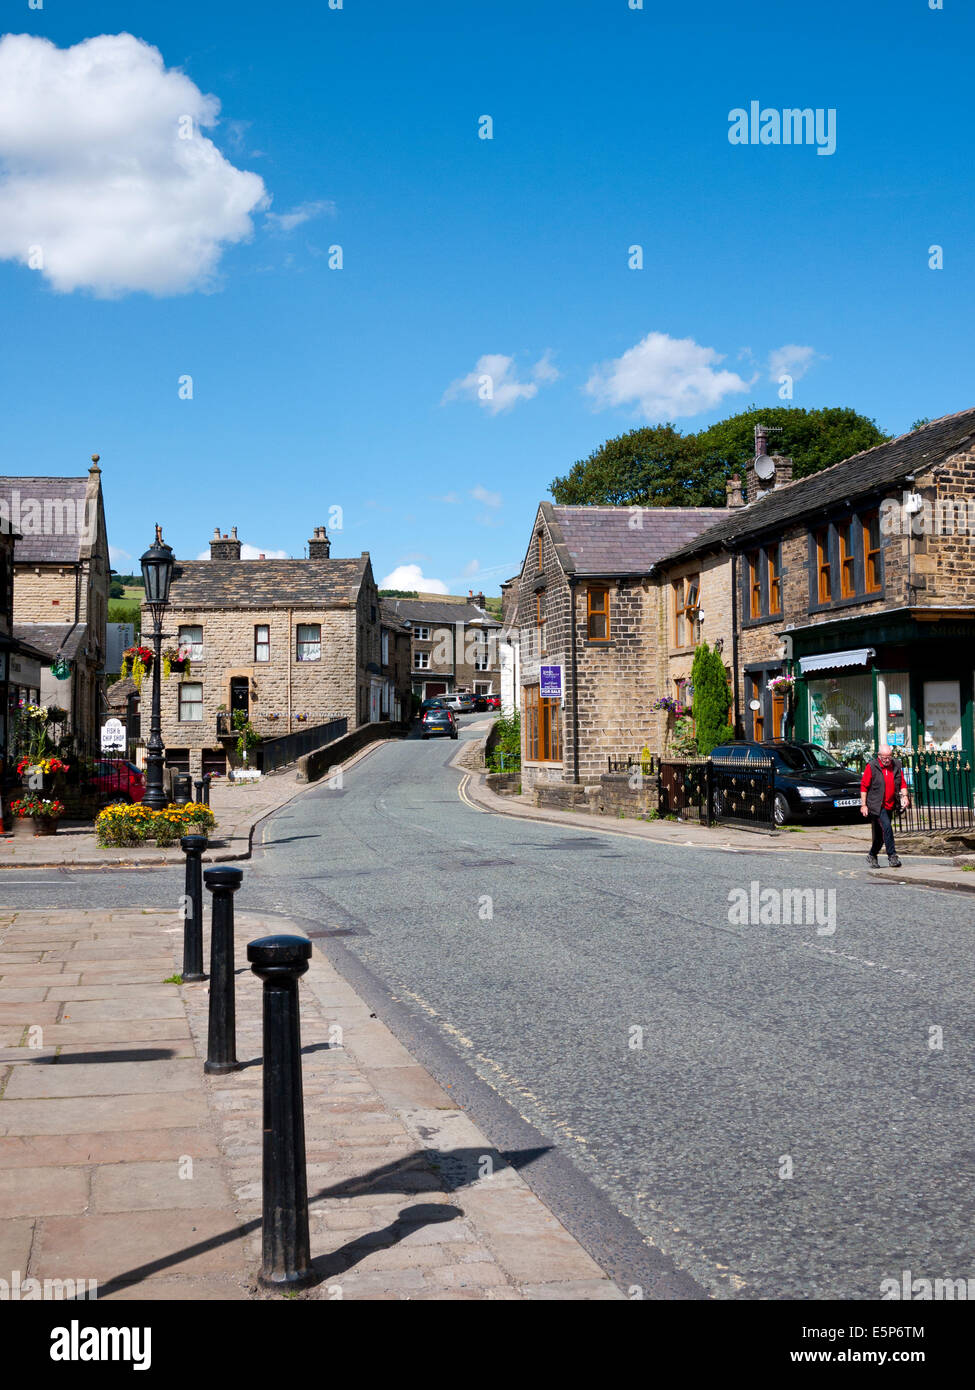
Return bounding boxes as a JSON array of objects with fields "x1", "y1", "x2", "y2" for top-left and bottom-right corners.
[{"x1": 754, "y1": 454, "x2": 776, "y2": 481}]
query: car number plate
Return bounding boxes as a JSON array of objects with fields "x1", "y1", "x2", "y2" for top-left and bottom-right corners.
[{"x1": 833, "y1": 798, "x2": 858, "y2": 808}]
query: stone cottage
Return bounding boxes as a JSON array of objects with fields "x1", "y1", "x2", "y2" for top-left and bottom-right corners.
[
  {"x1": 382, "y1": 594, "x2": 502, "y2": 702},
  {"x1": 0, "y1": 457, "x2": 110, "y2": 748},
  {"x1": 149, "y1": 525, "x2": 381, "y2": 778}
]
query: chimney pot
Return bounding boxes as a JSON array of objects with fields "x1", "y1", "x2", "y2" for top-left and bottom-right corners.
[{"x1": 210, "y1": 528, "x2": 242, "y2": 561}]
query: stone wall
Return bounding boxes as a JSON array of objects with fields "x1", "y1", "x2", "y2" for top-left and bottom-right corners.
[{"x1": 296, "y1": 719, "x2": 406, "y2": 783}]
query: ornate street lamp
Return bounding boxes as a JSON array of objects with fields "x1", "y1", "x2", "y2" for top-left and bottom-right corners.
[{"x1": 140, "y1": 525, "x2": 175, "y2": 811}]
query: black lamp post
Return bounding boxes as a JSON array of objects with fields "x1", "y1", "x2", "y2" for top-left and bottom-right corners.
[{"x1": 140, "y1": 525, "x2": 175, "y2": 811}]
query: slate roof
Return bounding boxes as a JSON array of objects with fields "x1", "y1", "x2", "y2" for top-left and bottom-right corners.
[
  {"x1": 542, "y1": 503, "x2": 734, "y2": 575},
  {"x1": 383, "y1": 598, "x2": 501, "y2": 627},
  {"x1": 165, "y1": 557, "x2": 368, "y2": 609},
  {"x1": 0, "y1": 477, "x2": 90, "y2": 563},
  {"x1": 106, "y1": 676, "x2": 138, "y2": 708},
  {"x1": 13, "y1": 622, "x2": 89, "y2": 661},
  {"x1": 658, "y1": 407, "x2": 975, "y2": 565}
]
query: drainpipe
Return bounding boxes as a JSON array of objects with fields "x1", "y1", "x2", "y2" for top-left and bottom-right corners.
[
  {"x1": 569, "y1": 576, "x2": 579, "y2": 783},
  {"x1": 287, "y1": 608, "x2": 293, "y2": 731},
  {"x1": 731, "y1": 552, "x2": 741, "y2": 737}
]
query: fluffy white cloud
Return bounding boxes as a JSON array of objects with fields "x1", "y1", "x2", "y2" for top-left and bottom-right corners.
[
  {"x1": 470, "y1": 485, "x2": 502, "y2": 508},
  {"x1": 767, "y1": 344, "x2": 817, "y2": 383},
  {"x1": 380, "y1": 563, "x2": 448, "y2": 594},
  {"x1": 585, "y1": 332, "x2": 751, "y2": 420},
  {"x1": 442, "y1": 352, "x2": 560, "y2": 415},
  {"x1": 265, "y1": 199, "x2": 335, "y2": 233},
  {"x1": 0, "y1": 33, "x2": 267, "y2": 296},
  {"x1": 109, "y1": 545, "x2": 131, "y2": 564}
]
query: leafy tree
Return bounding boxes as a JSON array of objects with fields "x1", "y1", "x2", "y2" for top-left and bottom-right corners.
[
  {"x1": 549, "y1": 406, "x2": 888, "y2": 507},
  {"x1": 109, "y1": 579, "x2": 125, "y2": 599},
  {"x1": 691, "y1": 642, "x2": 734, "y2": 757},
  {"x1": 379, "y1": 589, "x2": 419, "y2": 598}
]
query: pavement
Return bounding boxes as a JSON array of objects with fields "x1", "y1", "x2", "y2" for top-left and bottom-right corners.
[
  {"x1": 0, "y1": 738, "x2": 393, "y2": 869},
  {"x1": 0, "y1": 904, "x2": 621, "y2": 1300},
  {"x1": 459, "y1": 752, "x2": 975, "y2": 896}
]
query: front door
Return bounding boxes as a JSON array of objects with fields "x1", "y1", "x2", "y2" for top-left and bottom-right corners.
[{"x1": 230, "y1": 678, "x2": 249, "y2": 718}]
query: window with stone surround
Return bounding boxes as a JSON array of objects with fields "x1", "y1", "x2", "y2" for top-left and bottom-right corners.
[
  {"x1": 178, "y1": 682, "x2": 203, "y2": 722},
  {"x1": 414, "y1": 650, "x2": 430, "y2": 669},
  {"x1": 587, "y1": 585, "x2": 609, "y2": 641},
  {"x1": 809, "y1": 511, "x2": 884, "y2": 610},
  {"x1": 815, "y1": 530, "x2": 831, "y2": 604},
  {"x1": 254, "y1": 624, "x2": 270, "y2": 662},
  {"x1": 672, "y1": 575, "x2": 700, "y2": 647},
  {"x1": 744, "y1": 546, "x2": 782, "y2": 621},
  {"x1": 863, "y1": 512, "x2": 882, "y2": 593},
  {"x1": 296, "y1": 623, "x2": 321, "y2": 662},
  {"x1": 178, "y1": 625, "x2": 204, "y2": 660},
  {"x1": 523, "y1": 684, "x2": 561, "y2": 762},
  {"x1": 414, "y1": 626, "x2": 430, "y2": 641}
]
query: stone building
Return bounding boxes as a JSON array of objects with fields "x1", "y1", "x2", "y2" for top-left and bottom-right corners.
[
  {"x1": 515, "y1": 503, "x2": 732, "y2": 790},
  {"x1": 660, "y1": 407, "x2": 975, "y2": 760},
  {"x1": 149, "y1": 526, "x2": 381, "y2": 777},
  {"x1": 0, "y1": 522, "x2": 49, "y2": 799},
  {"x1": 382, "y1": 594, "x2": 501, "y2": 701},
  {"x1": 380, "y1": 603, "x2": 414, "y2": 722},
  {"x1": 0, "y1": 458, "x2": 110, "y2": 747}
]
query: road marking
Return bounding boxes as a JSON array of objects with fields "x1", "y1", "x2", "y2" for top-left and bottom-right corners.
[{"x1": 457, "y1": 773, "x2": 486, "y2": 813}]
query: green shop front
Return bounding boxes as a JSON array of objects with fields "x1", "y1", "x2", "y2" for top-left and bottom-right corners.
[{"x1": 786, "y1": 607, "x2": 975, "y2": 762}]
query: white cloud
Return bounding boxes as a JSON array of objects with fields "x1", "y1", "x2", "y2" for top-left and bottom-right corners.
[
  {"x1": 109, "y1": 545, "x2": 131, "y2": 564},
  {"x1": 196, "y1": 543, "x2": 289, "y2": 560},
  {"x1": 265, "y1": 199, "x2": 335, "y2": 233},
  {"x1": 463, "y1": 559, "x2": 480, "y2": 576},
  {"x1": 379, "y1": 563, "x2": 448, "y2": 594},
  {"x1": 767, "y1": 344, "x2": 817, "y2": 383},
  {"x1": 432, "y1": 491, "x2": 461, "y2": 504},
  {"x1": 442, "y1": 351, "x2": 560, "y2": 415},
  {"x1": 585, "y1": 331, "x2": 751, "y2": 420},
  {"x1": 0, "y1": 33, "x2": 267, "y2": 296},
  {"x1": 470, "y1": 485, "x2": 502, "y2": 508}
]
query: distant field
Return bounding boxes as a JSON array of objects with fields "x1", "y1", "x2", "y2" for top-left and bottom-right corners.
[{"x1": 122, "y1": 585, "x2": 143, "y2": 600}]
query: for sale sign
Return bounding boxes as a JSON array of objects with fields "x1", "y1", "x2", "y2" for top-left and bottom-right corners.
[{"x1": 539, "y1": 664, "x2": 563, "y2": 700}]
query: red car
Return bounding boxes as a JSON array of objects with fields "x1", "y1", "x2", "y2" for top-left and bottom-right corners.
[
  {"x1": 91, "y1": 759, "x2": 146, "y2": 804},
  {"x1": 485, "y1": 694, "x2": 501, "y2": 710}
]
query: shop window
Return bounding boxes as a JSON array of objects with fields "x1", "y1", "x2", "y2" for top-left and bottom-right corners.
[
  {"x1": 523, "y1": 685, "x2": 561, "y2": 762},
  {"x1": 877, "y1": 672, "x2": 911, "y2": 753},
  {"x1": 587, "y1": 586, "x2": 609, "y2": 641},
  {"x1": 807, "y1": 674, "x2": 875, "y2": 754},
  {"x1": 202, "y1": 748, "x2": 227, "y2": 778}
]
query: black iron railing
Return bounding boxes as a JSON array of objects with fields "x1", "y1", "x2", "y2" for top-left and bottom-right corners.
[
  {"x1": 656, "y1": 754, "x2": 775, "y2": 830},
  {"x1": 899, "y1": 752, "x2": 975, "y2": 833},
  {"x1": 255, "y1": 718, "x2": 348, "y2": 774},
  {"x1": 607, "y1": 753, "x2": 658, "y2": 775}
]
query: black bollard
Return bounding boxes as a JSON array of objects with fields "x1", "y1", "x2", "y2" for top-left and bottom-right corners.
[
  {"x1": 179, "y1": 835, "x2": 208, "y2": 983},
  {"x1": 201, "y1": 774, "x2": 211, "y2": 806},
  {"x1": 247, "y1": 935, "x2": 313, "y2": 1289},
  {"x1": 203, "y1": 866, "x2": 243, "y2": 1074},
  {"x1": 194, "y1": 778, "x2": 204, "y2": 805}
]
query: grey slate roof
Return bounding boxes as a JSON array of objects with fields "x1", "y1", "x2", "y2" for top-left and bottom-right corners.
[
  {"x1": 165, "y1": 557, "x2": 368, "y2": 609},
  {"x1": 13, "y1": 622, "x2": 89, "y2": 661},
  {"x1": 0, "y1": 477, "x2": 89, "y2": 563},
  {"x1": 543, "y1": 503, "x2": 734, "y2": 575},
  {"x1": 384, "y1": 598, "x2": 501, "y2": 627},
  {"x1": 658, "y1": 407, "x2": 975, "y2": 565}
]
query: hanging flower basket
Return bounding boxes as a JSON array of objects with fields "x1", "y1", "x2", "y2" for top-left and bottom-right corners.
[
  {"x1": 162, "y1": 646, "x2": 192, "y2": 679},
  {"x1": 120, "y1": 645, "x2": 154, "y2": 689},
  {"x1": 767, "y1": 674, "x2": 797, "y2": 697}
]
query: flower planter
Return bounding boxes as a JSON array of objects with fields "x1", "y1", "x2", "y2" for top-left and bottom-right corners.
[
  {"x1": 32, "y1": 816, "x2": 60, "y2": 836},
  {"x1": 11, "y1": 816, "x2": 35, "y2": 838}
]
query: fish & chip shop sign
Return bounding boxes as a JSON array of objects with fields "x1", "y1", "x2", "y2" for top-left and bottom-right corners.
[
  {"x1": 539, "y1": 664, "x2": 563, "y2": 700},
  {"x1": 101, "y1": 718, "x2": 125, "y2": 752}
]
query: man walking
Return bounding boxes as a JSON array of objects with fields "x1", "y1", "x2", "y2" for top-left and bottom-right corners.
[{"x1": 860, "y1": 743, "x2": 910, "y2": 867}]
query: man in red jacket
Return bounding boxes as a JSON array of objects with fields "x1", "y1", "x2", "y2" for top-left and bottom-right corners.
[{"x1": 860, "y1": 744, "x2": 910, "y2": 867}]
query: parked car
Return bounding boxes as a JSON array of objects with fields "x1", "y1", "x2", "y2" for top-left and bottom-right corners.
[
  {"x1": 421, "y1": 709, "x2": 458, "y2": 740},
  {"x1": 419, "y1": 697, "x2": 449, "y2": 717},
  {"x1": 90, "y1": 759, "x2": 146, "y2": 805},
  {"x1": 485, "y1": 694, "x2": 501, "y2": 710},
  {"x1": 443, "y1": 693, "x2": 474, "y2": 714},
  {"x1": 472, "y1": 694, "x2": 489, "y2": 711},
  {"x1": 710, "y1": 740, "x2": 863, "y2": 826}
]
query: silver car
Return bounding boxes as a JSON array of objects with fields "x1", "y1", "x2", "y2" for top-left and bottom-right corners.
[{"x1": 443, "y1": 692, "x2": 475, "y2": 713}]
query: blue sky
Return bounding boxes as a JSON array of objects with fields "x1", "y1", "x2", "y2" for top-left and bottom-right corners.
[{"x1": 0, "y1": 0, "x2": 970, "y2": 593}]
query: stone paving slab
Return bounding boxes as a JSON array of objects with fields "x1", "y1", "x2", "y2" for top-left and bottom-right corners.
[{"x1": 0, "y1": 906, "x2": 624, "y2": 1300}]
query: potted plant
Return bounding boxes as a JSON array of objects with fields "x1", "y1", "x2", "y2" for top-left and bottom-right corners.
[
  {"x1": 162, "y1": 645, "x2": 192, "y2": 678},
  {"x1": 119, "y1": 644, "x2": 154, "y2": 689},
  {"x1": 10, "y1": 795, "x2": 65, "y2": 835}
]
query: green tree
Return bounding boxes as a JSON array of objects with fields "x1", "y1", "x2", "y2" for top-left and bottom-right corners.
[
  {"x1": 691, "y1": 642, "x2": 734, "y2": 757},
  {"x1": 549, "y1": 406, "x2": 888, "y2": 507}
]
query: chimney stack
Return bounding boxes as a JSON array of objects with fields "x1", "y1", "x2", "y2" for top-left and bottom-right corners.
[
  {"x1": 308, "y1": 526, "x2": 331, "y2": 559},
  {"x1": 726, "y1": 474, "x2": 745, "y2": 508},
  {"x1": 474, "y1": 591, "x2": 486, "y2": 610},
  {"x1": 210, "y1": 527, "x2": 242, "y2": 561}
]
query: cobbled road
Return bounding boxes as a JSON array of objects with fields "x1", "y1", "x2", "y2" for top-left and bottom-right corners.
[{"x1": 3, "y1": 716, "x2": 973, "y2": 1299}]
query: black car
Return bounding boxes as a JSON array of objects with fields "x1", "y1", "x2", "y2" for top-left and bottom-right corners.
[
  {"x1": 711, "y1": 740, "x2": 862, "y2": 826},
  {"x1": 421, "y1": 709, "x2": 458, "y2": 740},
  {"x1": 419, "y1": 697, "x2": 448, "y2": 716}
]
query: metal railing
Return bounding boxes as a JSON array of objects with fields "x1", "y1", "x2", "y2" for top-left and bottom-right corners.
[
  {"x1": 255, "y1": 717, "x2": 348, "y2": 774},
  {"x1": 607, "y1": 753, "x2": 659, "y2": 775},
  {"x1": 899, "y1": 752, "x2": 975, "y2": 833},
  {"x1": 657, "y1": 754, "x2": 775, "y2": 830}
]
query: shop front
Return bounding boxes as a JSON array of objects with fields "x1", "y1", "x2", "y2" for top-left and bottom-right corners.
[{"x1": 787, "y1": 609, "x2": 975, "y2": 762}]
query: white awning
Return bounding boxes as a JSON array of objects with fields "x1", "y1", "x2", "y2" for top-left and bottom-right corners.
[{"x1": 799, "y1": 647, "x2": 875, "y2": 674}]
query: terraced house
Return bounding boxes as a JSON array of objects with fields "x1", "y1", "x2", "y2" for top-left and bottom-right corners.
[{"x1": 149, "y1": 525, "x2": 382, "y2": 779}]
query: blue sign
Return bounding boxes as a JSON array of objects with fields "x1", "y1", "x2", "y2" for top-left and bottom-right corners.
[{"x1": 539, "y1": 664, "x2": 563, "y2": 699}]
